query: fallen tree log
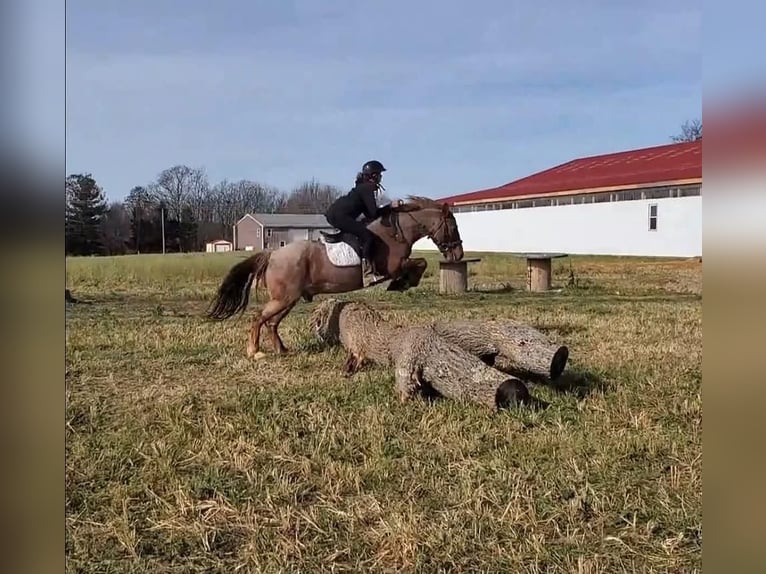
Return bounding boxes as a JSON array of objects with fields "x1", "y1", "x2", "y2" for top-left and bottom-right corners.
[
  {"x1": 310, "y1": 299, "x2": 547, "y2": 411},
  {"x1": 430, "y1": 319, "x2": 569, "y2": 384}
]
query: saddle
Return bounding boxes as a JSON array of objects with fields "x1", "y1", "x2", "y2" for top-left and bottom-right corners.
[
  {"x1": 319, "y1": 229, "x2": 364, "y2": 263},
  {"x1": 319, "y1": 229, "x2": 347, "y2": 244},
  {"x1": 320, "y1": 208, "x2": 399, "y2": 275}
]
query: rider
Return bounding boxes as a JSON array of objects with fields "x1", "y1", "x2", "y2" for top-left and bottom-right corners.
[{"x1": 324, "y1": 160, "x2": 401, "y2": 285}]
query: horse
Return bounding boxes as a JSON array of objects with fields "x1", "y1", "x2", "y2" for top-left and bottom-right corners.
[{"x1": 206, "y1": 195, "x2": 464, "y2": 359}]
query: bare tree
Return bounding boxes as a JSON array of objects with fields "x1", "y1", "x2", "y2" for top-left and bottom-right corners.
[
  {"x1": 671, "y1": 118, "x2": 702, "y2": 142},
  {"x1": 100, "y1": 201, "x2": 132, "y2": 255},
  {"x1": 124, "y1": 186, "x2": 154, "y2": 253},
  {"x1": 280, "y1": 179, "x2": 343, "y2": 214},
  {"x1": 150, "y1": 165, "x2": 209, "y2": 220},
  {"x1": 209, "y1": 179, "x2": 284, "y2": 229},
  {"x1": 80, "y1": 167, "x2": 347, "y2": 253}
]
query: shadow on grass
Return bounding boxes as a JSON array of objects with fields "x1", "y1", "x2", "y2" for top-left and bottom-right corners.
[
  {"x1": 467, "y1": 282, "x2": 516, "y2": 294},
  {"x1": 531, "y1": 322, "x2": 587, "y2": 337},
  {"x1": 413, "y1": 381, "x2": 552, "y2": 414},
  {"x1": 65, "y1": 289, "x2": 94, "y2": 305},
  {"x1": 546, "y1": 368, "x2": 611, "y2": 399},
  {"x1": 295, "y1": 338, "x2": 332, "y2": 354}
]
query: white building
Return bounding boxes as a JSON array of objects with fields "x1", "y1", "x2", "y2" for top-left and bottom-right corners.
[
  {"x1": 415, "y1": 140, "x2": 702, "y2": 257},
  {"x1": 205, "y1": 239, "x2": 233, "y2": 253}
]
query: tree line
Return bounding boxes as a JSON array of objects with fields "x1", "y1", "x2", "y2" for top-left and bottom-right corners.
[
  {"x1": 66, "y1": 120, "x2": 701, "y2": 257},
  {"x1": 65, "y1": 165, "x2": 347, "y2": 256}
]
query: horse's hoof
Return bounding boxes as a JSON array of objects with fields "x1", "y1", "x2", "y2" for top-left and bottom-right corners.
[{"x1": 247, "y1": 345, "x2": 266, "y2": 360}]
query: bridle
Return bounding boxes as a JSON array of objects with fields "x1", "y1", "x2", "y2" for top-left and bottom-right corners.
[{"x1": 395, "y1": 207, "x2": 463, "y2": 256}]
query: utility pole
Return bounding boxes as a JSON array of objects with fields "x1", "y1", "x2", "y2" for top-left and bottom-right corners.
[
  {"x1": 136, "y1": 202, "x2": 142, "y2": 254},
  {"x1": 160, "y1": 204, "x2": 166, "y2": 254}
]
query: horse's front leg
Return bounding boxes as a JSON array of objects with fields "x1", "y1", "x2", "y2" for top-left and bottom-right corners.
[
  {"x1": 387, "y1": 258, "x2": 428, "y2": 292},
  {"x1": 404, "y1": 258, "x2": 428, "y2": 288}
]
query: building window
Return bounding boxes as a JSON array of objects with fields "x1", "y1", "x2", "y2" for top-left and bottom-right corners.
[
  {"x1": 279, "y1": 240, "x2": 286, "y2": 247},
  {"x1": 648, "y1": 204, "x2": 658, "y2": 231},
  {"x1": 450, "y1": 184, "x2": 699, "y2": 213},
  {"x1": 645, "y1": 188, "x2": 669, "y2": 200},
  {"x1": 256, "y1": 228, "x2": 261, "y2": 237},
  {"x1": 266, "y1": 229, "x2": 272, "y2": 237}
]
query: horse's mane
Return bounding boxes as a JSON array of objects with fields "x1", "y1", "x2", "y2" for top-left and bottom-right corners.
[{"x1": 397, "y1": 195, "x2": 447, "y2": 212}]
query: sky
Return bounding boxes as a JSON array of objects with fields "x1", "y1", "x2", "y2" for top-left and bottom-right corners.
[{"x1": 59, "y1": 1, "x2": 709, "y2": 201}]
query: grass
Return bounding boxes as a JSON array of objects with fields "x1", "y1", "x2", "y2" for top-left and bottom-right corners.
[{"x1": 66, "y1": 250, "x2": 702, "y2": 573}]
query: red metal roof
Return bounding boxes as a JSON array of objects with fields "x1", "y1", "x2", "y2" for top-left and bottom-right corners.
[{"x1": 441, "y1": 140, "x2": 702, "y2": 205}]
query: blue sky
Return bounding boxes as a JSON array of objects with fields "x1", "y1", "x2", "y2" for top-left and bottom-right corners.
[{"x1": 61, "y1": 0, "x2": 709, "y2": 202}]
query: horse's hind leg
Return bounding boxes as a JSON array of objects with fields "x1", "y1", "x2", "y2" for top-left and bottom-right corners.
[
  {"x1": 266, "y1": 299, "x2": 299, "y2": 354},
  {"x1": 247, "y1": 297, "x2": 296, "y2": 358}
]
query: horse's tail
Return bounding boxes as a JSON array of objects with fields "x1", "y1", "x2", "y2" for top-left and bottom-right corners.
[{"x1": 206, "y1": 251, "x2": 272, "y2": 320}]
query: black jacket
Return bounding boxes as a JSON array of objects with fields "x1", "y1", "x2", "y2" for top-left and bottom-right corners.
[{"x1": 326, "y1": 181, "x2": 380, "y2": 221}]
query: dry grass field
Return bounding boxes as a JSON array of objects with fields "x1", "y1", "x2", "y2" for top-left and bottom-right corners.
[{"x1": 65, "y1": 251, "x2": 702, "y2": 573}]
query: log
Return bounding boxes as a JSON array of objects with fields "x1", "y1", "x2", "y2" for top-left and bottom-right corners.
[
  {"x1": 310, "y1": 299, "x2": 547, "y2": 411},
  {"x1": 394, "y1": 325, "x2": 541, "y2": 410},
  {"x1": 511, "y1": 253, "x2": 569, "y2": 292},
  {"x1": 438, "y1": 258, "x2": 481, "y2": 294},
  {"x1": 430, "y1": 319, "x2": 569, "y2": 383},
  {"x1": 527, "y1": 257, "x2": 552, "y2": 292},
  {"x1": 310, "y1": 298, "x2": 402, "y2": 372}
]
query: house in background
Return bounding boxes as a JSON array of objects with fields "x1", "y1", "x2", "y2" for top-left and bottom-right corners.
[
  {"x1": 415, "y1": 140, "x2": 702, "y2": 257},
  {"x1": 233, "y1": 213, "x2": 334, "y2": 251}
]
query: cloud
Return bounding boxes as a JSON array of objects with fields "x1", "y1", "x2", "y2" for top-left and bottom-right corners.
[{"x1": 65, "y1": 0, "x2": 701, "y2": 200}]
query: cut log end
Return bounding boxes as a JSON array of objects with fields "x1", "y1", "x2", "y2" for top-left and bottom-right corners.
[{"x1": 550, "y1": 346, "x2": 569, "y2": 380}]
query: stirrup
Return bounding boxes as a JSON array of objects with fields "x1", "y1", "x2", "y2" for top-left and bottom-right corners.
[
  {"x1": 362, "y1": 259, "x2": 380, "y2": 286},
  {"x1": 363, "y1": 272, "x2": 382, "y2": 287}
]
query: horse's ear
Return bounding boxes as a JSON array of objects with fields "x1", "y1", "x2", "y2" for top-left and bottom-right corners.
[{"x1": 441, "y1": 202, "x2": 451, "y2": 214}]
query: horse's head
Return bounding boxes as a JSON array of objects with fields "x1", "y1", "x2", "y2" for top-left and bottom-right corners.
[{"x1": 395, "y1": 197, "x2": 464, "y2": 262}]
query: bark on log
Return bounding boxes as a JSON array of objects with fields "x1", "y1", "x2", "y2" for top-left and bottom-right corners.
[
  {"x1": 394, "y1": 325, "x2": 539, "y2": 409},
  {"x1": 310, "y1": 298, "x2": 402, "y2": 371},
  {"x1": 310, "y1": 299, "x2": 547, "y2": 411},
  {"x1": 430, "y1": 319, "x2": 569, "y2": 383}
]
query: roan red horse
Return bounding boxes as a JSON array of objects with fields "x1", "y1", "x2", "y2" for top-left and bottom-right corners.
[{"x1": 206, "y1": 196, "x2": 464, "y2": 358}]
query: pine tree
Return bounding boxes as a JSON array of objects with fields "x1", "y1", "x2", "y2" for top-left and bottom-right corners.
[{"x1": 65, "y1": 173, "x2": 108, "y2": 255}]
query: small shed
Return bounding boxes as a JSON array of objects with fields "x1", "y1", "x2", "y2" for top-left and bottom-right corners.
[{"x1": 206, "y1": 239, "x2": 233, "y2": 253}]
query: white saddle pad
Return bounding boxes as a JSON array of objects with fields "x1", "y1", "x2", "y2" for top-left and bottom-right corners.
[{"x1": 322, "y1": 238, "x2": 361, "y2": 267}]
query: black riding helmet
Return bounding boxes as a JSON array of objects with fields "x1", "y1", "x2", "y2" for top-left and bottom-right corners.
[{"x1": 361, "y1": 160, "x2": 386, "y2": 176}]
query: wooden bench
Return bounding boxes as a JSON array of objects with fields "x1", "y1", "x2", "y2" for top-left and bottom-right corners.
[
  {"x1": 512, "y1": 253, "x2": 569, "y2": 292},
  {"x1": 438, "y1": 258, "x2": 482, "y2": 294}
]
